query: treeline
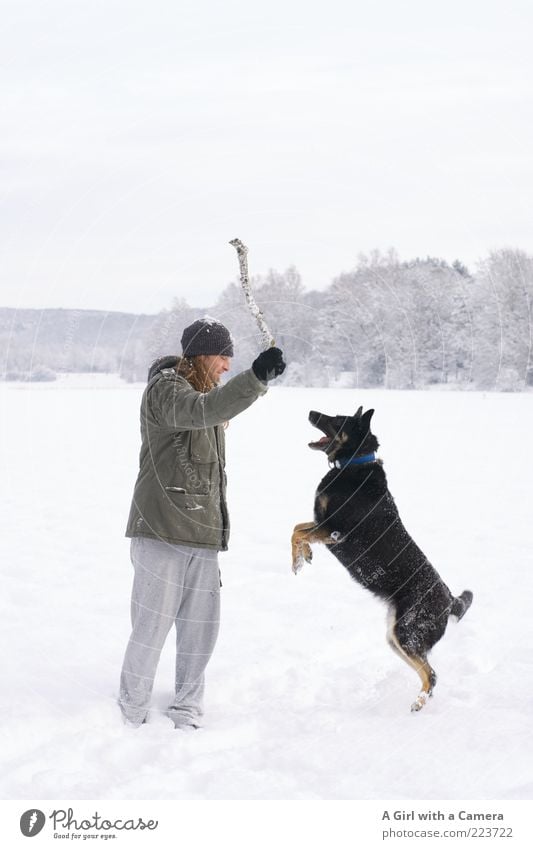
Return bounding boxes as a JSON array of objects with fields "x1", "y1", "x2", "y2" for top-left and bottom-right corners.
[
  {"x1": 2, "y1": 248, "x2": 532, "y2": 390},
  {"x1": 123, "y1": 247, "x2": 533, "y2": 390}
]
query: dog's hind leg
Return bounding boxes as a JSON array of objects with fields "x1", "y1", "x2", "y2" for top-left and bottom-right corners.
[
  {"x1": 291, "y1": 522, "x2": 337, "y2": 574},
  {"x1": 408, "y1": 658, "x2": 437, "y2": 712},
  {"x1": 387, "y1": 613, "x2": 437, "y2": 712}
]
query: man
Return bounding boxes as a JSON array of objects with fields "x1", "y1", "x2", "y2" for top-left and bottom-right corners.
[{"x1": 118, "y1": 317, "x2": 286, "y2": 728}]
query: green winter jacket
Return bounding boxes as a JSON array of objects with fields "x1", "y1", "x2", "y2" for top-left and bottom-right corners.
[{"x1": 125, "y1": 366, "x2": 268, "y2": 550}]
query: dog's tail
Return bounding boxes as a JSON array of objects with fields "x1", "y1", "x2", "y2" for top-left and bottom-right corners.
[{"x1": 451, "y1": 590, "x2": 473, "y2": 622}]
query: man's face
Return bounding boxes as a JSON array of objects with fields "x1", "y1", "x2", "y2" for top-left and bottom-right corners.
[{"x1": 200, "y1": 354, "x2": 232, "y2": 384}]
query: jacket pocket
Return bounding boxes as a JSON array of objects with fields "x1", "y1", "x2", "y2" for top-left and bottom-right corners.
[
  {"x1": 189, "y1": 429, "x2": 218, "y2": 492},
  {"x1": 169, "y1": 429, "x2": 216, "y2": 495},
  {"x1": 190, "y1": 429, "x2": 218, "y2": 463},
  {"x1": 163, "y1": 489, "x2": 210, "y2": 512}
]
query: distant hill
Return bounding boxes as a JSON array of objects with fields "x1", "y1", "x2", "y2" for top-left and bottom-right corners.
[
  {"x1": 0, "y1": 304, "x2": 212, "y2": 382},
  {"x1": 0, "y1": 307, "x2": 157, "y2": 381}
]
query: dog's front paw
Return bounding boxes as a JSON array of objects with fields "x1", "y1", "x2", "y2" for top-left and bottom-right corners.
[
  {"x1": 292, "y1": 554, "x2": 306, "y2": 575},
  {"x1": 302, "y1": 542, "x2": 312, "y2": 562}
]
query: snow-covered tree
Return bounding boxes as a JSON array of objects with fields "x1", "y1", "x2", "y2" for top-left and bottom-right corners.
[{"x1": 471, "y1": 249, "x2": 532, "y2": 390}]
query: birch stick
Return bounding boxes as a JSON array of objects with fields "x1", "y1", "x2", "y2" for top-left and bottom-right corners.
[{"x1": 229, "y1": 238, "x2": 275, "y2": 348}]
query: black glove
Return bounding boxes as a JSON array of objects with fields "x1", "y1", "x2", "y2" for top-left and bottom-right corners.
[{"x1": 252, "y1": 347, "x2": 286, "y2": 382}]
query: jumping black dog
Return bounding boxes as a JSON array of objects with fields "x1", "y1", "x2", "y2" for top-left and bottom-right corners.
[{"x1": 291, "y1": 406, "x2": 473, "y2": 711}]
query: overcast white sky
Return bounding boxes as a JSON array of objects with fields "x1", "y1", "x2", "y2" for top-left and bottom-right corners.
[{"x1": 2, "y1": 0, "x2": 532, "y2": 313}]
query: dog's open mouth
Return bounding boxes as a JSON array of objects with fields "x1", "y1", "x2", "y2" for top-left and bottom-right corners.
[
  {"x1": 308, "y1": 434, "x2": 332, "y2": 451},
  {"x1": 308, "y1": 410, "x2": 336, "y2": 452}
]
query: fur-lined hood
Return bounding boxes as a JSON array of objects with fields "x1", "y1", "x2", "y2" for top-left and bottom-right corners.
[{"x1": 147, "y1": 355, "x2": 180, "y2": 382}]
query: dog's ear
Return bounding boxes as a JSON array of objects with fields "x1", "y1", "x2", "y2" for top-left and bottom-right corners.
[
  {"x1": 354, "y1": 406, "x2": 363, "y2": 418},
  {"x1": 361, "y1": 409, "x2": 375, "y2": 429}
]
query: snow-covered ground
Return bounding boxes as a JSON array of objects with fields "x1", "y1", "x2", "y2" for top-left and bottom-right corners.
[{"x1": 1, "y1": 374, "x2": 532, "y2": 800}]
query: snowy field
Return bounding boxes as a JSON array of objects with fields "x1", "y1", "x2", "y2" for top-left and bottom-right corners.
[{"x1": 1, "y1": 374, "x2": 532, "y2": 800}]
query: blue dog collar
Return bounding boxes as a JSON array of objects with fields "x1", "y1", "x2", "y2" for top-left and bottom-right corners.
[{"x1": 334, "y1": 452, "x2": 377, "y2": 469}]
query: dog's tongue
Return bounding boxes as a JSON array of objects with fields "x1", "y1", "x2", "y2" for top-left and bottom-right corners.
[{"x1": 309, "y1": 435, "x2": 330, "y2": 448}]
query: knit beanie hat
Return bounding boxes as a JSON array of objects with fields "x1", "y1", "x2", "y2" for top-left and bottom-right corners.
[{"x1": 181, "y1": 317, "x2": 234, "y2": 358}]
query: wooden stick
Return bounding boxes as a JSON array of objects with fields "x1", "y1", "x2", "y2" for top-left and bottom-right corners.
[{"x1": 229, "y1": 238, "x2": 275, "y2": 348}]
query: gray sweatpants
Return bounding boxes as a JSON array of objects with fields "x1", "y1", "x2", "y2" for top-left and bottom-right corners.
[{"x1": 118, "y1": 536, "x2": 221, "y2": 728}]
